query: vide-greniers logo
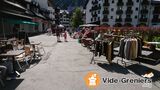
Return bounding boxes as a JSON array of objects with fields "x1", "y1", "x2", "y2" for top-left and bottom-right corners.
[{"x1": 84, "y1": 72, "x2": 101, "y2": 88}]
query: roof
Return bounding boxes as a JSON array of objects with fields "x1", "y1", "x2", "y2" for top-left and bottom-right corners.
[{"x1": 60, "y1": 10, "x2": 69, "y2": 14}]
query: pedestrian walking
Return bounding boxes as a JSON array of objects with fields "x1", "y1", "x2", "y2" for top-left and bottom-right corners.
[
  {"x1": 47, "y1": 28, "x2": 52, "y2": 36},
  {"x1": 63, "y1": 30, "x2": 68, "y2": 42},
  {"x1": 55, "y1": 26, "x2": 61, "y2": 42}
]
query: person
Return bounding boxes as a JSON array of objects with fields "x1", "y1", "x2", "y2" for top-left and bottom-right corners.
[
  {"x1": 55, "y1": 26, "x2": 61, "y2": 42},
  {"x1": 68, "y1": 29, "x2": 72, "y2": 37},
  {"x1": 47, "y1": 28, "x2": 52, "y2": 36},
  {"x1": 63, "y1": 29, "x2": 68, "y2": 42},
  {"x1": 0, "y1": 65, "x2": 7, "y2": 78}
]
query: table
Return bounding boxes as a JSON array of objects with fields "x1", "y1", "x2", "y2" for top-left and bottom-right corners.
[
  {"x1": 0, "y1": 38, "x2": 16, "y2": 45},
  {"x1": 0, "y1": 40, "x2": 8, "y2": 45},
  {"x1": 0, "y1": 50, "x2": 25, "y2": 75}
]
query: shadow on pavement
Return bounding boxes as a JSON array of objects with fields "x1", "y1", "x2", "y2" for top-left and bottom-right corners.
[
  {"x1": 127, "y1": 64, "x2": 160, "y2": 82},
  {"x1": 29, "y1": 59, "x2": 41, "y2": 69},
  {"x1": 97, "y1": 63, "x2": 130, "y2": 74},
  {"x1": 0, "y1": 79, "x2": 24, "y2": 90},
  {"x1": 135, "y1": 57, "x2": 160, "y2": 66}
]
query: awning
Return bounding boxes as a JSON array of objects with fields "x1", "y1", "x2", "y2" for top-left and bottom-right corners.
[{"x1": 1, "y1": 18, "x2": 39, "y2": 25}]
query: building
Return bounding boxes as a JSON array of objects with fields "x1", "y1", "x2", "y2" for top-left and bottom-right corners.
[
  {"x1": 0, "y1": 0, "x2": 55, "y2": 38},
  {"x1": 60, "y1": 10, "x2": 71, "y2": 28},
  {"x1": 85, "y1": 0, "x2": 160, "y2": 27}
]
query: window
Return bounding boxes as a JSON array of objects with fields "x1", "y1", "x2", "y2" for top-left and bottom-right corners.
[
  {"x1": 94, "y1": 17, "x2": 96, "y2": 21},
  {"x1": 126, "y1": 15, "x2": 131, "y2": 18},
  {"x1": 104, "y1": 7, "x2": 108, "y2": 10},
  {"x1": 136, "y1": 7, "x2": 138, "y2": 11},
  {"x1": 111, "y1": 16, "x2": 113, "y2": 19},
  {"x1": 136, "y1": 0, "x2": 139, "y2": 2},
  {"x1": 128, "y1": 7, "x2": 132, "y2": 10},
  {"x1": 111, "y1": 8, "x2": 114, "y2": 11},
  {"x1": 98, "y1": 10, "x2": 100, "y2": 14},
  {"x1": 142, "y1": 15, "x2": 147, "y2": 19},
  {"x1": 135, "y1": 16, "x2": 138, "y2": 19},
  {"x1": 91, "y1": 18, "x2": 93, "y2": 21},
  {"x1": 98, "y1": 17, "x2": 100, "y2": 21},
  {"x1": 112, "y1": 0, "x2": 114, "y2": 3},
  {"x1": 116, "y1": 15, "x2": 120, "y2": 19}
]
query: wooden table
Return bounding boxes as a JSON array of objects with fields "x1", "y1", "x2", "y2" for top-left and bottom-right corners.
[{"x1": 0, "y1": 50, "x2": 25, "y2": 74}]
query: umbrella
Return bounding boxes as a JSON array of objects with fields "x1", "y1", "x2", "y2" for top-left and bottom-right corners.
[
  {"x1": 58, "y1": 24, "x2": 65, "y2": 28},
  {"x1": 79, "y1": 24, "x2": 99, "y2": 27}
]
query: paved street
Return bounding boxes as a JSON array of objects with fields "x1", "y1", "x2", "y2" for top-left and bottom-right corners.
[{"x1": 1, "y1": 34, "x2": 160, "y2": 90}]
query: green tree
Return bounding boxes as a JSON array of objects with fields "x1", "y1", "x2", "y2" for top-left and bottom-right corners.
[{"x1": 71, "y1": 7, "x2": 83, "y2": 29}]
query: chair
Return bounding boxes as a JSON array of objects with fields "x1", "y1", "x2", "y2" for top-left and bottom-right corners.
[
  {"x1": 14, "y1": 40, "x2": 30, "y2": 71},
  {"x1": 24, "y1": 46, "x2": 33, "y2": 64},
  {"x1": 15, "y1": 45, "x2": 34, "y2": 70},
  {"x1": 15, "y1": 53, "x2": 26, "y2": 70},
  {"x1": 35, "y1": 43, "x2": 45, "y2": 56},
  {"x1": 0, "y1": 65, "x2": 7, "y2": 87}
]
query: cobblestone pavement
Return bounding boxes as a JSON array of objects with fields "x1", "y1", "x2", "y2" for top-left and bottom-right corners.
[{"x1": 1, "y1": 34, "x2": 160, "y2": 90}]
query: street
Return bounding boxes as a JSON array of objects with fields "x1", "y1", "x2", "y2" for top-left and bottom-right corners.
[{"x1": 1, "y1": 34, "x2": 160, "y2": 90}]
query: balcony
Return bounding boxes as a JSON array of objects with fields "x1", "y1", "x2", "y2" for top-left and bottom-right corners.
[
  {"x1": 152, "y1": 19, "x2": 160, "y2": 22},
  {"x1": 153, "y1": 10, "x2": 160, "y2": 14},
  {"x1": 92, "y1": 0, "x2": 98, "y2": 5},
  {"x1": 141, "y1": 9, "x2": 148, "y2": 14},
  {"x1": 126, "y1": 1, "x2": 133, "y2": 6},
  {"x1": 141, "y1": 0, "x2": 149, "y2": 5},
  {"x1": 117, "y1": 2, "x2": 124, "y2": 6},
  {"x1": 124, "y1": 23, "x2": 133, "y2": 27},
  {"x1": 116, "y1": 10, "x2": 123, "y2": 14},
  {"x1": 125, "y1": 18, "x2": 132, "y2": 22},
  {"x1": 116, "y1": 18, "x2": 122, "y2": 22},
  {"x1": 103, "y1": 0, "x2": 109, "y2": 6},
  {"x1": 90, "y1": 5, "x2": 101, "y2": 11},
  {"x1": 103, "y1": 10, "x2": 109, "y2": 14},
  {"x1": 102, "y1": 18, "x2": 109, "y2": 22},
  {"x1": 139, "y1": 18, "x2": 148, "y2": 22},
  {"x1": 92, "y1": 13, "x2": 98, "y2": 17},
  {"x1": 103, "y1": 2, "x2": 110, "y2": 6},
  {"x1": 126, "y1": 9, "x2": 133, "y2": 14}
]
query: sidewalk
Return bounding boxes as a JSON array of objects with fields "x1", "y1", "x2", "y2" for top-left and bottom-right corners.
[{"x1": 1, "y1": 34, "x2": 160, "y2": 90}]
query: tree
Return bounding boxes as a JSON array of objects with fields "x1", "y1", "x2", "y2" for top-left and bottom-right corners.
[{"x1": 71, "y1": 7, "x2": 83, "y2": 29}]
